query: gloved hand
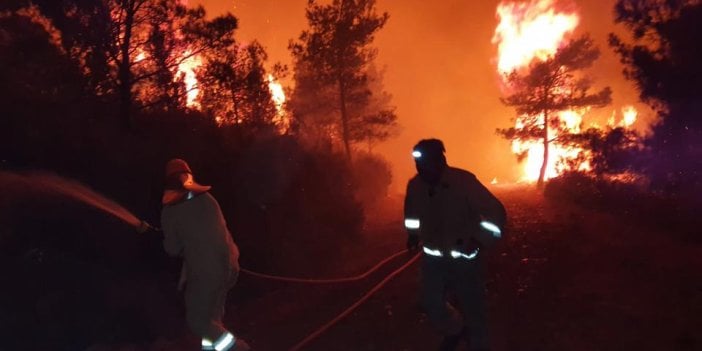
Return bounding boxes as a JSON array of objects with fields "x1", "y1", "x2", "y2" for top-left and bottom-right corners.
[
  {"x1": 136, "y1": 220, "x2": 161, "y2": 234},
  {"x1": 406, "y1": 234, "x2": 420, "y2": 251},
  {"x1": 135, "y1": 220, "x2": 152, "y2": 234}
]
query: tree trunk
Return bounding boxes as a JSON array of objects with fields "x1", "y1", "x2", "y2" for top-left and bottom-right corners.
[
  {"x1": 337, "y1": 78, "x2": 352, "y2": 160},
  {"x1": 118, "y1": 1, "x2": 135, "y2": 130},
  {"x1": 538, "y1": 110, "x2": 549, "y2": 188}
]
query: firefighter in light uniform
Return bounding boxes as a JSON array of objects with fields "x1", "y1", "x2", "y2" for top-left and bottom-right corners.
[
  {"x1": 404, "y1": 139, "x2": 506, "y2": 351},
  {"x1": 160, "y1": 159, "x2": 250, "y2": 351}
]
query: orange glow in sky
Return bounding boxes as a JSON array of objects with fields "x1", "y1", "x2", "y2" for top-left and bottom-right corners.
[{"x1": 190, "y1": 0, "x2": 651, "y2": 189}]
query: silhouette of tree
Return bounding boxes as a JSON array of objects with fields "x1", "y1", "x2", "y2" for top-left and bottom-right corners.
[
  {"x1": 199, "y1": 41, "x2": 279, "y2": 136},
  {"x1": 348, "y1": 65, "x2": 398, "y2": 152},
  {"x1": 610, "y1": 0, "x2": 702, "y2": 190},
  {"x1": 560, "y1": 127, "x2": 641, "y2": 177},
  {"x1": 22, "y1": 0, "x2": 237, "y2": 129},
  {"x1": 498, "y1": 35, "x2": 612, "y2": 187},
  {"x1": 289, "y1": 0, "x2": 395, "y2": 159}
]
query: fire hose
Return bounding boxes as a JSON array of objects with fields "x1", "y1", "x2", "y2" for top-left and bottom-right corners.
[
  {"x1": 140, "y1": 221, "x2": 423, "y2": 350},
  {"x1": 139, "y1": 220, "x2": 410, "y2": 284},
  {"x1": 240, "y1": 249, "x2": 409, "y2": 284},
  {"x1": 1, "y1": 171, "x2": 420, "y2": 350},
  {"x1": 288, "y1": 251, "x2": 421, "y2": 351},
  {"x1": 238, "y1": 248, "x2": 421, "y2": 349}
]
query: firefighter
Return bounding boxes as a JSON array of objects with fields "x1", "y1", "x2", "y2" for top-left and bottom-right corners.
[
  {"x1": 404, "y1": 139, "x2": 506, "y2": 351},
  {"x1": 160, "y1": 159, "x2": 250, "y2": 351}
]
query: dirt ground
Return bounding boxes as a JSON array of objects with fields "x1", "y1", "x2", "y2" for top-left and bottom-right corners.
[
  {"x1": 209, "y1": 186, "x2": 702, "y2": 351},
  {"x1": 48, "y1": 186, "x2": 701, "y2": 351}
]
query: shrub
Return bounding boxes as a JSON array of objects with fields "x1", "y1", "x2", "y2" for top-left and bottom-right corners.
[{"x1": 351, "y1": 152, "x2": 393, "y2": 208}]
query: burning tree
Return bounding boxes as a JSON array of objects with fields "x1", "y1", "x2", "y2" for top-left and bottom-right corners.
[
  {"x1": 199, "y1": 41, "x2": 279, "y2": 134},
  {"x1": 107, "y1": 1, "x2": 238, "y2": 123},
  {"x1": 497, "y1": 35, "x2": 612, "y2": 187},
  {"x1": 289, "y1": 0, "x2": 397, "y2": 159},
  {"x1": 20, "y1": 0, "x2": 238, "y2": 129}
]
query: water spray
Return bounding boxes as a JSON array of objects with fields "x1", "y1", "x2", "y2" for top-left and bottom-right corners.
[
  {"x1": 0, "y1": 171, "x2": 155, "y2": 233},
  {"x1": 1, "y1": 171, "x2": 422, "y2": 350}
]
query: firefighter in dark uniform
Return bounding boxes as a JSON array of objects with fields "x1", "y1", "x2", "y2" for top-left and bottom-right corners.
[
  {"x1": 404, "y1": 139, "x2": 506, "y2": 351},
  {"x1": 160, "y1": 159, "x2": 251, "y2": 351}
]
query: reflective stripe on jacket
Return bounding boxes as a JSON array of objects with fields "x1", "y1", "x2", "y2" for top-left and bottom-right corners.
[{"x1": 404, "y1": 167, "x2": 507, "y2": 253}]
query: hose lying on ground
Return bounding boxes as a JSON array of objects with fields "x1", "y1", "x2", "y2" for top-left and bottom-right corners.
[
  {"x1": 288, "y1": 251, "x2": 421, "y2": 351},
  {"x1": 240, "y1": 249, "x2": 408, "y2": 284}
]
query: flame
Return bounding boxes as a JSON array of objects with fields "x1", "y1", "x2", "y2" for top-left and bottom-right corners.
[
  {"x1": 267, "y1": 74, "x2": 286, "y2": 112},
  {"x1": 510, "y1": 110, "x2": 591, "y2": 182},
  {"x1": 267, "y1": 74, "x2": 290, "y2": 131},
  {"x1": 494, "y1": 0, "x2": 588, "y2": 182},
  {"x1": 492, "y1": 0, "x2": 579, "y2": 74},
  {"x1": 134, "y1": 50, "x2": 146, "y2": 63},
  {"x1": 177, "y1": 51, "x2": 202, "y2": 108},
  {"x1": 494, "y1": 1, "x2": 642, "y2": 182},
  {"x1": 134, "y1": 48, "x2": 202, "y2": 108},
  {"x1": 607, "y1": 105, "x2": 638, "y2": 128},
  {"x1": 621, "y1": 105, "x2": 637, "y2": 127}
]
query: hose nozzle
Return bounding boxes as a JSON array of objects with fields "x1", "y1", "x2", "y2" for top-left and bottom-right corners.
[{"x1": 136, "y1": 220, "x2": 154, "y2": 234}]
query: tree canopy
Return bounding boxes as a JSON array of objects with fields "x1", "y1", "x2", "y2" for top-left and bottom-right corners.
[
  {"x1": 289, "y1": 0, "x2": 397, "y2": 158},
  {"x1": 498, "y1": 35, "x2": 612, "y2": 186},
  {"x1": 610, "y1": 0, "x2": 702, "y2": 190}
]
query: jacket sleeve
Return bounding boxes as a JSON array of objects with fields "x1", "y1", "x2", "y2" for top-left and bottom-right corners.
[
  {"x1": 466, "y1": 175, "x2": 507, "y2": 230},
  {"x1": 161, "y1": 208, "x2": 184, "y2": 257},
  {"x1": 403, "y1": 180, "x2": 421, "y2": 236}
]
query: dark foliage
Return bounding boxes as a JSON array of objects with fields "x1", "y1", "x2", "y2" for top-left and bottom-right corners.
[
  {"x1": 289, "y1": 0, "x2": 397, "y2": 158},
  {"x1": 0, "y1": 4, "x2": 367, "y2": 349},
  {"x1": 610, "y1": 0, "x2": 702, "y2": 192},
  {"x1": 561, "y1": 127, "x2": 642, "y2": 176},
  {"x1": 351, "y1": 152, "x2": 393, "y2": 208},
  {"x1": 545, "y1": 171, "x2": 701, "y2": 241}
]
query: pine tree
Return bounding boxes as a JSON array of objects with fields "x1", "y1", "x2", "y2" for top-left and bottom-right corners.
[
  {"x1": 289, "y1": 0, "x2": 395, "y2": 159},
  {"x1": 498, "y1": 35, "x2": 612, "y2": 187}
]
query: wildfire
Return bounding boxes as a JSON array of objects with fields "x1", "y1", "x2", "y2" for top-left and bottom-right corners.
[
  {"x1": 267, "y1": 74, "x2": 286, "y2": 113},
  {"x1": 134, "y1": 50, "x2": 146, "y2": 63},
  {"x1": 494, "y1": 0, "x2": 581, "y2": 181},
  {"x1": 621, "y1": 105, "x2": 638, "y2": 128},
  {"x1": 493, "y1": 0, "x2": 579, "y2": 74},
  {"x1": 267, "y1": 74, "x2": 290, "y2": 131},
  {"x1": 177, "y1": 51, "x2": 202, "y2": 108},
  {"x1": 493, "y1": 0, "x2": 637, "y2": 182}
]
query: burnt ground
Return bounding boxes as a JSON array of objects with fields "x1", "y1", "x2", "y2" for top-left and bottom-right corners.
[
  {"x1": 223, "y1": 187, "x2": 702, "y2": 351},
  {"x1": 31, "y1": 186, "x2": 702, "y2": 351}
]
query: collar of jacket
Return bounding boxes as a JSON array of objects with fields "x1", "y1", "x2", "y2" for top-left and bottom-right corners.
[{"x1": 162, "y1": 190, "x2": 204, "y2": 206}]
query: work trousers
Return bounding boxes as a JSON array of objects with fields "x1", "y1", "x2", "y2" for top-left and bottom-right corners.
[
  {"x1": 420, "y1": 254, "x2": 489, "y2": 350},
  {"x1": 185, "y1": 266, "x2": 239, "y2": 342}
]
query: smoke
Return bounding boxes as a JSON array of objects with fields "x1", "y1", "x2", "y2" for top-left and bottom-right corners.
[{"x1": 190, "y1": 0, "x2": 651, "y2": 188}]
